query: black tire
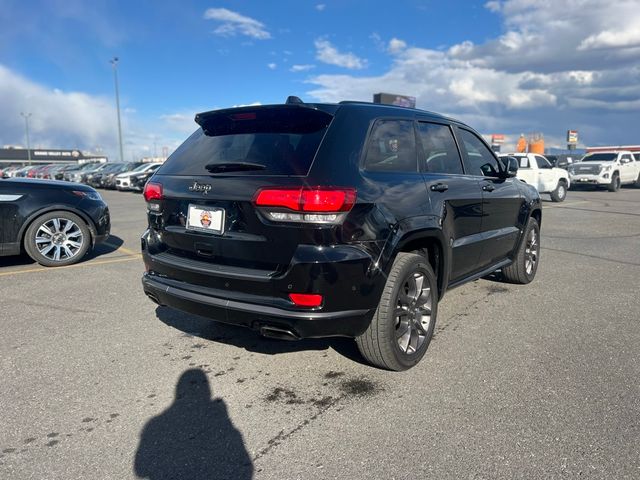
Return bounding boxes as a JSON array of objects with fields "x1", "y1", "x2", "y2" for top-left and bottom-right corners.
[
  {"x1": 502, "y1": 217, "x2": 540, "y2": 284},
  {"x1": 356, "y1": 252, "x2": 438, "y2": 371},
  {"x1": 607, "y1": 173, "x2": 620, "y2": 192},
  {"x1": 635, "y1": 172, "x2": 640, "y2": 188},
  {"x1": 24, "y1": 211, "x2": 91, "y2": 267},
  {"x1": 550, "y1": 180, "x2": 567, "y2": 202}
]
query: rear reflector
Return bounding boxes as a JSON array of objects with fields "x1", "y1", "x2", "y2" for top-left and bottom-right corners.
[
  {"x1": 289, "y1": 293, "x2": 323, "y2": 307},
  {"x1": 255, "y1": 187, "x2": 356, "y2": 212},
  {"x1": 143, "y1": 182, "x2": 163, "y2": 202}
]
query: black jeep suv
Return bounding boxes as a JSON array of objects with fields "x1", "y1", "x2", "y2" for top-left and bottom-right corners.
[{"x1": 141, "y1": 98, "x2": 541, "y2": 370}]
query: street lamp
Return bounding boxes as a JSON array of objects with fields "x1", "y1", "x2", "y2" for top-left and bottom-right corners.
[
  {"x1": 20, "y1": 112, "x2": 32, "y2": 165},
  {"x1": 110, "y1": 57, "x2": 124, "y2": 163}
]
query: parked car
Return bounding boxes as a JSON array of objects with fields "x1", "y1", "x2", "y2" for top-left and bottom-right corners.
[
  {"x1": 499, "y1": 152, "x2": 570, "y2": 202},
  {"x1": 86, "y1": 163, "x2": 127, "y2": 188},
  {"x1": 568, "y1": 151, "x2": 640, "y2": 191},
  {"x1": 53, "y1": 164, "x2": 80, "y2": 181},
  {"x1": 63, "y1": 163, "x2": 101, "y2": 183},
  {"x1": 141, "y1": 98, "x2": 542, "y2": 371},
  {"x1": 129, "y1": 164, "x2": 162, "y2": 192},
  {"x1": 101, "y1": 163, "x2": 142, "y2": 189},
  {"x1": 0, "y1": 177, "x2": 110, "y2": 266},
  {"x1": 116, "y1": 163, "x2": 162, "y2": 191}
]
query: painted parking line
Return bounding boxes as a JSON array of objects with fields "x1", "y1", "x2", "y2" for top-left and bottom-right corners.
[
  {"x1": 102, "y1": 243, "x2": 139, "y2": 257},
  {"x1": 0, "y1": 254, "x2": 141, "y2": 277},
  {"x1": 544, "y1": 200, "x2": 590, "y2": 208}
]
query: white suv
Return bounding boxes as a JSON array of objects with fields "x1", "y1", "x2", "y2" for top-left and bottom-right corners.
[
  {"x1": 115, "y1": 163, "x2": 161, "y2": 191},
  {"x1": 569, "y1": 151, "x2": 640, "y2": 192}
]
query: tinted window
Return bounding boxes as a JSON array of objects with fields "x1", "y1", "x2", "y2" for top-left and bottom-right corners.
[
  {"x1": 417, "y1": 122, "x2": 463, "y2": 175},
  {"x1": 458, "y1": 129, "x2": 501, "y2": 177},
  {"x1": 364, "y1": 120, "x2": 418, "y2": 173},
  {"x1": 535, "y1": 156, "x2": 551, "y2": 169},
  {"x1": 160, "y1": 107, "x2": 332, "y2": 176}
]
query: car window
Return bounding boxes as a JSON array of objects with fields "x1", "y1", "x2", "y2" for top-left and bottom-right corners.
[
  {"x1": 417, "y1": 122, "x2": 463, "y2": 175},
  {"x1": 535, "y1": 156, "x2": 551, "y2": 169},
  {"x1": 364, "y1": 119, "x2": 418, "y2": 173},
  {"x1": 517, "y1": 156, "x2": 530, "y2": 168},
  {"x1": 457, "y1": 129, "x2": 501, "y2": 177}
]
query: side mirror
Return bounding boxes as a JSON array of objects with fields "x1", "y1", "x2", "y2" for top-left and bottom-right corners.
[{"x1": 503, "y1": 157, "x2": 518, "y2": 177}]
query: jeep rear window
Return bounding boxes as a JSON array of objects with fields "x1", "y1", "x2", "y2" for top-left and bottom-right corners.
[{"x1": 159, "y1": 106, "x2": 333, "y2": 176}]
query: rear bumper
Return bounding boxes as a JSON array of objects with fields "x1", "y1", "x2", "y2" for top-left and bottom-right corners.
[
  {"x1": 140, "y1": 230, "x2": 381, "y2": 338},
  {"x1": 142, "y1": 274, "x2": 373, "y2": 338}
]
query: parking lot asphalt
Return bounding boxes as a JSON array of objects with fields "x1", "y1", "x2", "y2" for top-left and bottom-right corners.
[{"x1": 1, "y1": 187, "x2": 639, "y2": 479}]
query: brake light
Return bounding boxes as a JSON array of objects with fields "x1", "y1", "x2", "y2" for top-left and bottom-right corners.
[
  {"x1": 289, "y1": 293, "x2": 323, "y2": 307},
  {"x1": 144, "y1": 182, "x2": 163, "y2": 201},
  {"x1": 255, "y1": 187, "x2": 356, "y2": 224},
  {"x1": 143, "y1": 182, "x2": 163, "y2": 212}
]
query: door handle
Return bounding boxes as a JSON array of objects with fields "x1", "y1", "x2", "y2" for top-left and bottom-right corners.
[
  {"x1": 482, "y1": 184, "x2": 496, "y2": 192},
  {"x1": 430, "y1": 183, "x2": 449, "y2": 192}
]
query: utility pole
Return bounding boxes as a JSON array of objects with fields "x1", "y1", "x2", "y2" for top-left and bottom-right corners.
[
  {"x1": 20, "y1": 112, "x2": 32, "y2": 165},
  {"x1": 110, "y1": 57, "x2": 124, "y2": 163}
]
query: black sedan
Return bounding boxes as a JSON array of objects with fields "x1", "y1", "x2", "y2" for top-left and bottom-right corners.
[{"x1": 0, "y1": 178, "x2": 110, "y2": 266}]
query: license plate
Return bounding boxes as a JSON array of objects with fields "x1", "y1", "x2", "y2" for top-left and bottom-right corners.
[{"x1": 186, "y1": 204, "x2": 224, "y2": 234}]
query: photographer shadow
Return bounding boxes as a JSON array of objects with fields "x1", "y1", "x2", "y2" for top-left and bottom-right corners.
[{"x1": 134, "y1": 368, "x2": 253, "y2": 480}]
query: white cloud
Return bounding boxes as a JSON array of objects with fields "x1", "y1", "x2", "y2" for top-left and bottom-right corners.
[
  {"x1": 305, "y1": 1, "x2": 640, "y2": 145},
  {"x1": 290, "y1": 64, "x2": 315, "y2": 72},
  {"x1": 579, "y1": 27, "x2": 640, "y2": 50},
  {"x1": 267, "y1": 63, "x2": 277, "y2": 70},
  {"x1": 0, "y1": 64, "x2": 117, "y2": 153},
  {"x1": 203, "y1": 8, "x2": 271, "y2": 40},
  {"x1": 315, "y1": 39, "x2": 367, "y2": 69},
  {"x1": 388, "y1": 38, "x2": 407, "y2": 54},
  {"x1": 315, "y1": 4, "x2": 326, "y2": 11}
]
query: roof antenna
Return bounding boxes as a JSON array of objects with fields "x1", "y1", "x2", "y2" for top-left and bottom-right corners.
[{"x1": 286, "y1": 96, "x2": 304, "y2": 105}]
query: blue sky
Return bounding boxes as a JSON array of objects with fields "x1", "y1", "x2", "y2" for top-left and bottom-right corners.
[{"x1": 1, "y1": 0, "x2": 639, "y2": 160}]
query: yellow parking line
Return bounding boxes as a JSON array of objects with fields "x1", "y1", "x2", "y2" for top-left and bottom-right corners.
[
  {"x1": 0, "y1": 254, "x2": 141, "y2": 277},
  {"x1": 116, "y1": 245, "x2": 139, "y2": 256}
]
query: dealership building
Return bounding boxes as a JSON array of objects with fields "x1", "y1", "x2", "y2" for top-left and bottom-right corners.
[{"x1": 0, "y1": 148, "x2": 107, "y2": 166}]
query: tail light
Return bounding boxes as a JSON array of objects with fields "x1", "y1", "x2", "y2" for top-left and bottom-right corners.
[
  {"x1": 143, "y1": 181, "x2": 163, "y2": 212},
  {"x1": 254, "y1": 187, "x2": 356, "y2": 224}
]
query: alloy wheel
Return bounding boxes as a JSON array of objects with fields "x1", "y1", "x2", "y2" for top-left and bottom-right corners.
[
  {"x1": 394, "y1": 270, "x2": 432, "y2": 355},
  {"x1": 524, "y1": 227, "x2": 538, "y2": 275},
  {"x1": 35, "y1": 218, "x2": 85, "y2": 262}
]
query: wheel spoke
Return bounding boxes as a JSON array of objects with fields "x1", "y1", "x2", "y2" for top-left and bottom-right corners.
[
  {"x1": 66, "y1": 240, "x2": 82, "y2": 249},
  {"x1": 53, "y1": 246, "x2": 61, "y2": 261},
  {"x1": 40, "y1": 243, "x2": 55, "y2": 256},
  {"x1": 66, "y1": 228, "x2": 82, "y2": 239},
  {"x1": 414, "y1": 274, "x2": 424, "y2": 296},
  {"x1": 35, "y1": 236, "x2": 51, "y2": 244},
  {"x1": 63, "y1": 245, "x2": 74, "y2": 258},
  {"x1": 39, "y1": 224, "x2": 54, "y2": 236},
  {"x1": 62, "y1": 220, "x2": 74, "y2": 233},
  {"x1": 52, "y1": 218, "x2": 61, "y2": 233},
  {"x1": 396, "y1": 323, "x2": 411, "y2": 352},
  {"x1": 398, "y1": 289, "x2": 412, "y2": 306}
]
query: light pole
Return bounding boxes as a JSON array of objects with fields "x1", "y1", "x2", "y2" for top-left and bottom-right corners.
[
  {"x1": 110, "y1": 57, "x2": 124, "y2": 163},
  {"x1": 20, "y1": 112, "x2": 32, "y2": 165}
]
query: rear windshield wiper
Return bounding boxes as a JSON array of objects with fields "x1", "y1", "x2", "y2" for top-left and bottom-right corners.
[{"x1": 204, "y1": 162, "x2": 267, "y2": 173}]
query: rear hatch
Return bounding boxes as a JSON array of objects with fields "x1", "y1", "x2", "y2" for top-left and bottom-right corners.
[{"x1": 146, "y1": 104, "x2": 341, "y2": 280}]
